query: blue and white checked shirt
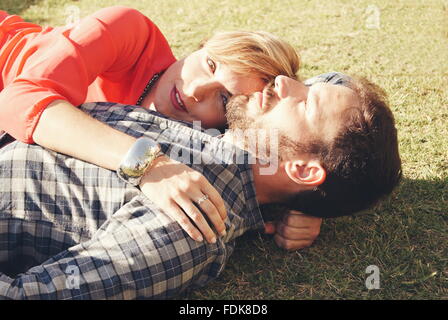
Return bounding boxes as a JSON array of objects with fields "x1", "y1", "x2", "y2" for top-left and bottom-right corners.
[
  {"x1": 304, "y1": 71, "x2": 353, "y2": 88},
  {"x1": 0, "y1": 102, "x2": 264, "y2": 299},
  {"x1": 0, "y1": 71, "x2": 352, "y2": 299}
]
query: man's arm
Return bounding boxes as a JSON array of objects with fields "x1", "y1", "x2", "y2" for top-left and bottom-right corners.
[{"x1": 0, "y1": 195, "x2": 227, "y2": 300}]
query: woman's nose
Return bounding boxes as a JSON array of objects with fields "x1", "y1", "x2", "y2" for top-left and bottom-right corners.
[{"x1": 186, "y1": 79, "x2": 219, "y2": 102}]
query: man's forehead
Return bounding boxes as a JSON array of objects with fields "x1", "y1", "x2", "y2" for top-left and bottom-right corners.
[
  {"x1": 312, "y1": 83, "x2": 360, "y2": 117},
  {"x1": 306, "y1": 82, "x2": 359, "y2": 144},
  {"x1": 316, "y1": 81, "x2": 356, "y2": 98}
]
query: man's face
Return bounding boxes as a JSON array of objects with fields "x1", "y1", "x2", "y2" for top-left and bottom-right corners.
[{"x1": 226, "y1": 75, "x2": 360, "y2": 149}]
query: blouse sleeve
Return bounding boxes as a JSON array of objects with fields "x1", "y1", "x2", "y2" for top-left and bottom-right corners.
[{"x1": 0, "y1": 6, "x2": 170, "y2": 143}]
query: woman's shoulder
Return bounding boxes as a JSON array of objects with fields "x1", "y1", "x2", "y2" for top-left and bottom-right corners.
[
  {"x1": 89, "y1": 6, "x2": 151, "y2": 29},
  {"x1": 86, "y1": 6, "x2": 157, "y2": 42}
]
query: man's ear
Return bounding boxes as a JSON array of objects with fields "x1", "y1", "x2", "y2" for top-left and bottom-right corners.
[{"x1": 284, "y1": 159, "x2": 326, "y2": 187}]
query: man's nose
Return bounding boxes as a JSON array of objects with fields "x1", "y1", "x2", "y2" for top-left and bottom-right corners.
[
  {"x1": 274, "y1": 75, "x2": 292, "y2": 99},
  {"x1": 274, "y1": 75, "x2": 308, "y2": 101},
  {"x1": 186, "y1": 79, "x2": 220, "y2": 102}
]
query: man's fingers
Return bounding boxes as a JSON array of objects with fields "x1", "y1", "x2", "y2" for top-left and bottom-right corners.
[
  {"x1": 274, "y1": 233, "x2": 314, "y2": 251},
  {"x1": 283, "y1": 212, "x2": 323, "y2": 228},
  {"x1": 264, "y1": 221, "x2": 276, "y2": 234},
  {"x1": 288, "y1": 210, "x2": 305, "y2": 215},
  {"x1": 276, "y1": 222, "x2": 315, "y2": 241},
  {"x1": 265, "y1": 221, "x2": 318, "y2": 240}
]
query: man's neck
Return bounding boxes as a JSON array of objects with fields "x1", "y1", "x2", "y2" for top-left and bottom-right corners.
[
  {"x1": 251, "y1": 162, "x2": 276, "y2": 204},
  {"x1": 222, "y1": 131, "x2": 290, "y2": 205}
]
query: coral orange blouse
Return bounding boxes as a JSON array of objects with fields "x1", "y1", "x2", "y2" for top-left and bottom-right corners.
[{"x1": 0, "y1": 6, "x2": 176, "y2": 143}]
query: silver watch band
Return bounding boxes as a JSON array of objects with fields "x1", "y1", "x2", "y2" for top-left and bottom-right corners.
[{"x1": 117, "y1": 137, "x2": 163, "y2": 186}]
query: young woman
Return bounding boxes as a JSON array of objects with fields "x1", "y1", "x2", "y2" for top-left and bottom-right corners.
[{"x1": 0, "y1": 6, "x2": 307, "y2": 245}]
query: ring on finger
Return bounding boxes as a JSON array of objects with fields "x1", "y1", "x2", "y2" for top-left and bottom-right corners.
[{"x1": 197, "y1": 194, "x2": 209, "y2": 205}]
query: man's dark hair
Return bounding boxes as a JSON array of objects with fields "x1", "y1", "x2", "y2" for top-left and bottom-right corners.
[{"x1": 286, "y1": 76, "x2": 402, "y2": 218}]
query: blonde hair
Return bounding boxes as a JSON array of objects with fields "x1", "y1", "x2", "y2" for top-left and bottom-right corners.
[{"x1": 201, "y1": 31, "x2": 300, "y2": 83}]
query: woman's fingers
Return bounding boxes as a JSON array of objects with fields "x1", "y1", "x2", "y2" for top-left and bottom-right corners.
[
  {"x1": 176, "y1": 195, "x2": 217, "y2": 244},
  {"x1": 139, "y1": 159, "x2": 228, "y2": 244},
  {"x1": 196, "y1": 197, "x2": 226, "y2": 237},
  {"x1": 165, "y1": 202, "x2": 204, "y2": 243},
  {"x1": 200, "y1": 177, "x2": 227, "y2": 221}
]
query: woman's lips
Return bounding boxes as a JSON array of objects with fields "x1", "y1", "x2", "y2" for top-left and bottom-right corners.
[{"x1": 170, "y1": 87, "x2": 188, "y2": 113}]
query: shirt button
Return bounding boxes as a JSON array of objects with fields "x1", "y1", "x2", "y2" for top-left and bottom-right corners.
[{"x1": 159, "y1": 122, "x2": 168, "y2": 130}]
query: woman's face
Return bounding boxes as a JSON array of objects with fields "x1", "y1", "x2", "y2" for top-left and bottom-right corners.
[{"x1": 144, "y1": 48, "x2": 265, "y2": 129}]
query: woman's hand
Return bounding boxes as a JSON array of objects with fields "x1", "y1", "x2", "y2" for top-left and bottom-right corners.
[
  {"x1": 264, "y1": 210, "x2": 322, "y2": 251},
  {"x1": 32, "y1": 101, "x2": 227, "y2": 244},
  {"x1": 139, "y1": 155, "x2": 227, "y2": 244}
]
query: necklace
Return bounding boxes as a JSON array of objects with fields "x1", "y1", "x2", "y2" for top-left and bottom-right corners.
[{"x1": 136, "y1": 72, "x2": 162, "y2": 106}]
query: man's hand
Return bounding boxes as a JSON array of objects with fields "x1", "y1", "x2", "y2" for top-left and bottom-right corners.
[{"x1": 265, "y1": 210, "x2": 322, "y2": 251}]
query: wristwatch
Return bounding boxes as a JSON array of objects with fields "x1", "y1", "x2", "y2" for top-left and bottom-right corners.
[{"x1": 117, "y1": 137, "x2": 163, "y2": 186}]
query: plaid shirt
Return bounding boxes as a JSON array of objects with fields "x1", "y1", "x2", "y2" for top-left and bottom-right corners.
[
  {"x1": 304, "y1": 71, "x2": 353, "y2": 88},
  {"x1": 0, "y1": 102, "x2": 264, "y2": 300}
]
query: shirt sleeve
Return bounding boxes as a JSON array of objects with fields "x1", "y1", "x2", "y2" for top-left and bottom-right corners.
[
  {"x1": 0, "y1": 6, "x2": 168, "y2": 143},
  {"x1": 0, "y1": 195, "x2": 228, "y2": 300}
]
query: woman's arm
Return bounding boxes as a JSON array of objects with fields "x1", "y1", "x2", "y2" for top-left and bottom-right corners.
[
  {"x1": 3, "y1": 7, "x2": 224, "y2": 243},
  {"x1": 0, "y1": 6, "x2": 172, "y2": 143},
  {"x1": 33, "y1": 100, "x2": 136, "y2": 171},
  {"x1": 32, "y1": 101, "x2": 227, "y2": 244}
]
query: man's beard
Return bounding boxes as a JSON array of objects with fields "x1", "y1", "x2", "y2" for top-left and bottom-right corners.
[
  {"x1": 225, "y1": 94, "x2": 253, "y2": 131},
  {"x1": 224, "y1": 83, "x2": 282, "y2": 161},
  {"x1": 224, "y1": 83, "x2": 311, "y2": 163}
]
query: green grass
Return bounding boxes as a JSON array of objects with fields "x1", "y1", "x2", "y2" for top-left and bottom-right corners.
[{"x1": 2, "y1": 0, "x2": 446, "y2": 299}]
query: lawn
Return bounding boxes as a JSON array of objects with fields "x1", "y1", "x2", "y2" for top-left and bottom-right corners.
[{"x1": 2, "y1": 0, "x2": 446, "y2": 299}]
